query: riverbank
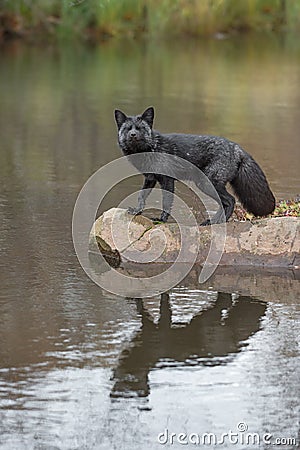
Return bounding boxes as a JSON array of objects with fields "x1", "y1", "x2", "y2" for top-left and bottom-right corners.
[{"x1": 1, "y1": 0, "x2": 300, "y2": 43}]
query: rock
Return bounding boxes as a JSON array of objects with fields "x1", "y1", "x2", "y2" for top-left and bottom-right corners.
[
  {"x1": 94, "y1": 235, "x2": 121, "y2": 268},
  {"x1": 89, "y1": 208, "x2": 299, "y2": 269},
  {"x1": 220, "y1": 217, "x2": 299, "y2": 267},
  {"x1": 89, "y1": 208, "x2": 153, "y2": 255}
]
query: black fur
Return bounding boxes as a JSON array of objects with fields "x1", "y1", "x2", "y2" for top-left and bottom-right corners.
[{"x1": 114, "y1": 107, "x2": 275, "y2": 224}]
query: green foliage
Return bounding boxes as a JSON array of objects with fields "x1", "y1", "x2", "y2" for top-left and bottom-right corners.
[
  {"x1": 2, "y1": 0, "x2": 300, "y2": 39},
  {"x1": 272, "y1": 199, "x2": 300, "y2": 217}
]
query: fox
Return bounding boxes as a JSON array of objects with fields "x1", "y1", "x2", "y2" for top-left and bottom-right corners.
[{"x1": 114, "y1": 106, "x2": 275, "y2": 224}]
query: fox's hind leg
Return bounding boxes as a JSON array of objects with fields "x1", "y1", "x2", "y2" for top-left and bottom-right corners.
[
  {"x1": 213, "y1": 185, "x2": 235, "y2": 223},
  {"x1": 201, "y1": 184, "x2": 235, "y2": 225},
  {"x1": 128, "y1": 174, "x2": 156, "y2": 216},
  {"x1": 195, "y1": 180, "x2": 235, "y2": 225}
]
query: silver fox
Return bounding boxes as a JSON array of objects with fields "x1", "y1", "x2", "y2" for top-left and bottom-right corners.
[{"x1": 114, "y1": 107, "x2": 275, "y2": 224}]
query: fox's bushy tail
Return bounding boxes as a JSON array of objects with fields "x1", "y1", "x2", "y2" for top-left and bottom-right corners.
[{"x1": 231, "y1": 152, "x2": 275, "y2": 216}]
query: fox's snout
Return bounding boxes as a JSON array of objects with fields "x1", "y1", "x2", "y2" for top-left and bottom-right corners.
[
  {"x1": 128, "y1": 129, "x2": 138, "y2": 139},
  {"x1": 127, "y1": 127, "x2": 144, "y2": 143}
]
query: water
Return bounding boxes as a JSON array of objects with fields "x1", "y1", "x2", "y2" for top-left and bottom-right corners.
[{"x1": 0, "y1": 35, "x2": 299, "y2": 449}]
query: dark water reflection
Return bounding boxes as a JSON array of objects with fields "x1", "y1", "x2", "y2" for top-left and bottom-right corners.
[
  {"x1": 111, "y1": 293, "x2": 267, "y2": 399},
  {"x1": 0, "y1": 35, "x2": 299, "y2": 449}
]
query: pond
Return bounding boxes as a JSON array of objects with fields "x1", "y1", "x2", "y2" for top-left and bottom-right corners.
[{"x1": 0, "y1": 34, "x2": 299, "y2": 449}]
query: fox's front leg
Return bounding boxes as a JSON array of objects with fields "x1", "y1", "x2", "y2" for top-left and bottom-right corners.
[
  {"x1": 152, "y1": 176, "x2": 175, "y2": 222},
  {"x1": 128, "y1": 174, "x2": 157, "y2": 216}
]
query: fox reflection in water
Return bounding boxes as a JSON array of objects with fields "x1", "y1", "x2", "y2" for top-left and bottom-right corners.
[{"x1": 110, "y1": 292, "x2": 266, "y2": 398}]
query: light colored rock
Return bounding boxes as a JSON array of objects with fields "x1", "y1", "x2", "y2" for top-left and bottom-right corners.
[
  {"x1": 237, "y1": 217, "x2": 298, "y2": 255},
  {"x1": 89, "y1": 208, "x2": 299, "y2": 268},
  {"x1": 89, "y1": 208, "x2": 153, "y2": 254}
]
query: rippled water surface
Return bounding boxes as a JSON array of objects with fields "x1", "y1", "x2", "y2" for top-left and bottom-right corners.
[{"x1": 0, "y1": 35, "x2": 299, "y2": 449}]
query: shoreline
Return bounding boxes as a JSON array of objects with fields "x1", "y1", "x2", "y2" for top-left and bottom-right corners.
[{"x1": 1, "y1": 5, "x2": 300, "y2": 45}]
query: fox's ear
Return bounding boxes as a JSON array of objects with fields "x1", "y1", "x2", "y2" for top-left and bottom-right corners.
[
  {"x1": 114, "y1": 109, "x2": 127, "y2": 129},
  {"x1": 141, "y1": 106, "x2": 154, "y2": 128}
]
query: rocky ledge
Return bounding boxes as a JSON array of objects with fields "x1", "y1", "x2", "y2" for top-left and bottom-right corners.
[{"x1": 89, "y1": 208, "x2": 299, "y2": 269}]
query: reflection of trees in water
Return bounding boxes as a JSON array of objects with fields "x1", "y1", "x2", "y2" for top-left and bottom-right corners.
[{"x1": 111, "y1": 292, "x2": 266, "y2": 398}]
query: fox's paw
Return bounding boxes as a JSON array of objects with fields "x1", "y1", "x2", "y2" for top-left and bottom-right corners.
[
  {"x1": 151, "y1": 211, "x2": 169, "y2": 223},
  {"x1": 127, "y1": 207, "x2": 142, "y2": 216},
  {"x1": 200, "y1": 219, "x2": 211, "y2": 226},
  {"x1": 150, "y1": 217, "x2": 163, "y2": 223}
]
